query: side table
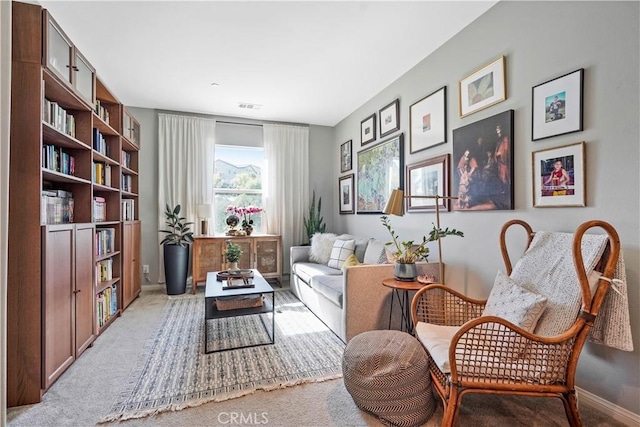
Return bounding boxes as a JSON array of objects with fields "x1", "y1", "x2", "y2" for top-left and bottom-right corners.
[{"x1": 382, "y1": 278, "x2": 426, "y2": 335}]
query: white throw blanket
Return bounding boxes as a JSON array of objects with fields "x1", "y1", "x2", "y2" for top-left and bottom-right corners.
[{"x1": 589, "y1": 250, "x2": 633, "y2": 351}]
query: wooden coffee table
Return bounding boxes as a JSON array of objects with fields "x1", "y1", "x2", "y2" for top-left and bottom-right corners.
[{"x1": 204, "y1": 269, "x2": 275, "y2": 353}]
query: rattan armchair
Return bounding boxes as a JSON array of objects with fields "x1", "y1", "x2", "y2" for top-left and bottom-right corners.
[{"x1": 411, "y1": 219, "x2": 620, "y2": 427}]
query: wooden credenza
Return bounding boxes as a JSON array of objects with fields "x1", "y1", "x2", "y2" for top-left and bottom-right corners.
[{"x1": 192, "y1": 234, "x2": 282, "y2": 293}]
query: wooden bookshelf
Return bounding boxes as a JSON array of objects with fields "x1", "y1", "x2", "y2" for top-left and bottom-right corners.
[{"x1": 8, "y1": 1, "x2": 142, "y2": 407}]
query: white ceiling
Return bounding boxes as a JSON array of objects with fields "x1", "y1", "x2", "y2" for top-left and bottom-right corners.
[{"x1": 38, "y1": 1, "x2": 497, "y2": 127}]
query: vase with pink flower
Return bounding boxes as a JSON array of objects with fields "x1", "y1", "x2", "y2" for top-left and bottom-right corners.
[{"x1": 226, "y1": 205, "x2": 264, "y2": 236}]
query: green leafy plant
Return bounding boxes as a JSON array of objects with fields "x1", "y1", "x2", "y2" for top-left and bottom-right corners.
[
  {"x1": 303, "y1": 190, "x2": 326, "y2": 242},
  {"x1": 381, "y1": 215, "x2": 463, "y2": 263},
  {"x1": 159, "y1": 204, "x2": 194, "y2": 247},
  {"x1": 224, "y1": 241, "x2": 243, "y2": 262}
]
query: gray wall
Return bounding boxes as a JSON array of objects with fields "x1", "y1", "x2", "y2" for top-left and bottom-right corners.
[
  {"x1": 330, "y1": 1, "x2": 639, "y2": 414},
  {"x1": 130, "y1": 106, "x2": 334, "y2": 282}
]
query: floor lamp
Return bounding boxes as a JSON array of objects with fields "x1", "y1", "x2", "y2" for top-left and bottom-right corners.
[{"x1": 382, "y1": 189, "x2": 458, "y2": 285}]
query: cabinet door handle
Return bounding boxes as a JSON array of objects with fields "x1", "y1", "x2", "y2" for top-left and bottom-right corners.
[
  {"x1": 73, "y1": 289, "x2": 81, "y2": 294},
  {"x1": 72, "y1": 66, "x2": 79, "y2": 71}
]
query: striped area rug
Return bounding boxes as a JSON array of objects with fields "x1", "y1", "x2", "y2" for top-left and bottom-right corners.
[{"x1": 100, "y1": 290, "x2": 345, "y2": 422}]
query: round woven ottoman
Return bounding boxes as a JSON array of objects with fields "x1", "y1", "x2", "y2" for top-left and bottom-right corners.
[{"x1": 342, "y1": 330, "x2": 435, "y2": 427}]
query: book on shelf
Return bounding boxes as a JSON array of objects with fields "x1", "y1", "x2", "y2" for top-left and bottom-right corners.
[
  {"x1": 42, "y1": 144, "x2": 76, "y2": 176},
  {"x1": 41, "y1": 189, "x2": 74, "y2": 224},
  {"x1": 93, "y1": 163, "x2": 111, "y2": 186},
  {"x1": 121, "y1": 174, "x2": 133, "y2": 192},
  {"x1": 92, "y1": 128, "x2": 109, "y2": 156},
  {"x1": 95, "y1": 227, "x2": 115, "y2": 256},
  {"x1": 96, "y1": 284, "x2": 118, "y2": 327},
  {"x1": 43, "y1": 98, "x2": 76, "y2": 138},
  {"x1": 121, "y1": 199, "x2": 135, "y2": 221},
  {"x1": 92, "y1": 196, "x2": 106, "y2": 222},
  {"x1": 94, "y1": 100, "x2": 110, "y2": 125},
  {"x1": 96, "y1": 258, "x2": 113, "y2": 282},
  {"x1": 121, "y1": 151, "x2": 131, "y2": 169}
]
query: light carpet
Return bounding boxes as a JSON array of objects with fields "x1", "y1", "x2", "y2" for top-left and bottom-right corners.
[{"x1": 100, "y1": 290, "x2": 345, "y2": 422}]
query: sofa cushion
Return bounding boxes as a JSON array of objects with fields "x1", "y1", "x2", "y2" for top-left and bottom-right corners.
[
  {"x1": 336, "y1": 234, "x2": 369, "y2": 263},
  {"x1": 292, "y1": 262, "x2": 342, "y2": 285},
  {"x1": 309, "y1": 233, "x2": 337, "y2": 264},
  {"x1": 415, "y1": 322, "x2": 459, "y2": 374},
  {"x1": 327, "y1": 239, "x2": 356, "y2": 269},
  {"x1": 363, "y1": 238, "x2": 388, "y2": 264},
  {"x1": 311, "y1": 275, "x2": 343, "y2": 308}
]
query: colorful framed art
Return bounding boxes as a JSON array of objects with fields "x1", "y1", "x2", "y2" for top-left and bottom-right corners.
[
  {"x1": 410, "y1": 86, "x2": 446, "y2": 153},
  {"x1": 356, "y1": 134, "x2": 404, "y2": 213},
  {"x1": 532, "y1": 69, "x2": 584, "y2": 141},
  {"x1": 459, "y1": 56, "x2": 506, "y2": 118},
  {"x1": 406, "y1": 154, "x2": 451, "y2": 212},
  {"x1": 532, "y1": 142, "x2": 585, "y2": 207}
]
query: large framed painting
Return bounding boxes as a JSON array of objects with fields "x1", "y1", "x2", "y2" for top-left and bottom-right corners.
[
  {"x1": 379, "y1": 99, "x2": 400, "y2": 138},
  {"x1": 452, "y1": 110, "x2": 514, "y2": 211},
  {"x1": 532, "y1": 142, "x2": 585, "y2": 207},
  {"x1": 360, "y1": 113, "x2": 376, "y2": 146},
  {"x1": 357, "y1": 134, "x2": 404, "y2": 213},
  {"x1": 459, "y1": 56, "x2": 506, "y2": 118},
  {"x1": 340, "y1": 139, "x2": 352, "y2": 173},
  {"x1": 410, "y1": 86, "x2": 447, "y2": 153},
  {"x1": 406, "y1": 154, "x2": 451, "y2": 212},
  {"x1": 338, "y1": 174, "x2": 355, "y2": 214},
  {"x1": 532, "y1": 69, "x2": 584, "y2": 141}
]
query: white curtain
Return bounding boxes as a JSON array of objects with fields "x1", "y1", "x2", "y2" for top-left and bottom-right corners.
[
  {"x1": 158, "y1": 113, "x2": 216, "y2": 282},
  {"x1": 263, "y1": 124, "x2": 309, "y2": 275}
]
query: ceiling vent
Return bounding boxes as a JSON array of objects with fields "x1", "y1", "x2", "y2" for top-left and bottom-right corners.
[{"x1": 238, "y1": 102, "x2": 262, "y2": 111}]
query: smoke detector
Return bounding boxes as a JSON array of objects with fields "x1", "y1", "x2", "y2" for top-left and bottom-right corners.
[{"x1": 238, "y1": 102, "x2": 262, "y2": 111}]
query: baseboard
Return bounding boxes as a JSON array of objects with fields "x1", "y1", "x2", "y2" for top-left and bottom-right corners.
[{"x1": 577, "y1": 387, "x2": 640, "y2": 426}]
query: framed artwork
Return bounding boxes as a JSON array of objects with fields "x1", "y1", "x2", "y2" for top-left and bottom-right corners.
[
  {"x1": 532, "y1": 142, "x2": 585, "y2": 207},
  {"x1": 340, "y1": 139, "x2": 352, "y2": 173},
  {"x1": 360, "y1": 113, "x2": 376, "y2": 146},
  {"x1": 452, "y1": 110, "x2": 514, "y2": 211},
  {"x1": 338, "y1": 174, "x2": 355, "y2": 214},
  {"x1": 532, "y1": 68, "x2": 584, "y2": 141},
  {"x1": 410, "y1": 86, "x2": 447, "y2": 153},
  {"x1": 406, "y1": 154, "x2": 451, "y2": 212},
  {"x1": 357, "y1": 133, "x2": 404, "y2": 213},
  {"x1": 379, "y1": 99, "x2": 400, "y2": 138},
  {"x1": 459, "y1": 56, "x2": 506, "y2": 118}
]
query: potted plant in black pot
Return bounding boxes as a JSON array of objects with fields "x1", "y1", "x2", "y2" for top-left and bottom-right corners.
[{"x1": 160, "y1": 204, "x2": 194, "y2": 295}]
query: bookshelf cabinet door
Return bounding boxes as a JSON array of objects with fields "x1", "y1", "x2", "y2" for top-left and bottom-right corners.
[
  {"x1": 44, "y1": 15, "x2": 73, "y2": 86},
  {"x1": 42, "y1": 225, "x2": 75, "y2": 389},
  {"x1": 75, "y1": 224, "x2": 96, "y2": 355},
  {"x1": 122, "y1": 221, "x2": 141, "y2": 309},
  {"x1": 74, "y1": 50, "x2": 95, "y2": 106}
]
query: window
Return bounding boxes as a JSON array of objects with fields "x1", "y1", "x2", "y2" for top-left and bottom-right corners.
[{"x1": 213, "y1": 145, "x2": 264, "y2": 233}]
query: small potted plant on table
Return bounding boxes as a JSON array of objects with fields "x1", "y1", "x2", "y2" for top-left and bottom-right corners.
[{"x1": 224, "y1": 241, "x2": 243, "y2": 272}]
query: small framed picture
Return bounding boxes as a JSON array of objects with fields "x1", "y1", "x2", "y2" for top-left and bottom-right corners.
[
  {"x1": 532, "y1": 69, "x2": 584, "y2": 141},
  {"x1": 532, "y1": 141, "x2": 585, "y2": 208},
  {"x1": 406, "y1": 154, "x2": 451, "y2": 212},
  {"x1": 360, "y1": 113, "x2": 376, "y2": 146},
  {"x1": 340, "y1": 140, "x2": 352, "y2": 173},
  {"x1": 459, "y1": 56, "x2": 506, "y2": 118},
  {"x1": 379, "y1": 99, "x2": 400, "y2": 138},
  {"x1": 339, "y1": 174, "x2": 355, "y2": 214},
  {"x1": 410, "y1": 86, "x2": 446, "y2": 153}
]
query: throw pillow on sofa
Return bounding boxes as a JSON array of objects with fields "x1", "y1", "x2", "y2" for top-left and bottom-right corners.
[
  {"x1": 309, "y1": 233, "x2": 337, "y2": 264},
  {"x1": 327, "y1": 239, "x2": 356, "y2": 269},
  {"x1": 341, "y1": 253, "x2": 362, "y2": 272},
  {"x1": 363, "y1": 238, "x2": 389, "y2": 264}
]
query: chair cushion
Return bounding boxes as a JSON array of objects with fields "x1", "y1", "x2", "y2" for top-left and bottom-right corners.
[
  {"x1": 415, "y1": 322, "x2": 459, "y2": 374},
  {"x1": 311, "y1": 275, "x2": 343, "y2": 308},
  {"x1": 363, "y1": 238, "x2": 389, "y2": 264},
  {"x1": 309, "y1": 232, "x2": 337, "y2": 264},
  {"x1": 292, "y1": 262, "x2": 342, "y2": 285},
  {"x1": 482, "y1": 271, "x2": 548, "y2": 332},
  {"x1": 327, "y1": 239, "x2": 356, "y2": 269}
]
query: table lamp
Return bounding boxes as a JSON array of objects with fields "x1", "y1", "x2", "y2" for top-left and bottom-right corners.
[
  {"x1": 196, "y1": 204, "x2": 214, "y2": 236},
  {"x1": 382, "y1": 189, "x2": 458, "y2": 285}
]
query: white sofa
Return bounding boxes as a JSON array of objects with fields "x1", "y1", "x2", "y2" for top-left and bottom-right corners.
[{"x1": 290, "y1": 234, "x2": 439, "y2": 342}]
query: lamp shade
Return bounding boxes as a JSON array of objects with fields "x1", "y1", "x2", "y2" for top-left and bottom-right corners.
[
  {"x1": 383, "y1": 188, "x2": 405, "y2": 216},
  {"x1": 196, "y1": 204, "x2": 214, "y2": 218}
]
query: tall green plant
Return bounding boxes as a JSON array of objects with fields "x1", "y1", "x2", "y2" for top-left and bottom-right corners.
[
  {"x1": 304, "y1": 190, "x2": 326, "y2": 243},
  {"x1": 160, "y1": 204, "x2": 194, "y2": 247}
]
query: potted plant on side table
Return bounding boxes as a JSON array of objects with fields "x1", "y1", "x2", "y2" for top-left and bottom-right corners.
[
  {"x1": 381, "y1": 215, "x2": 463, "y2": 281},
  {"x1": 160, "y1": 204, "x2": 194, "y2": 295}
]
